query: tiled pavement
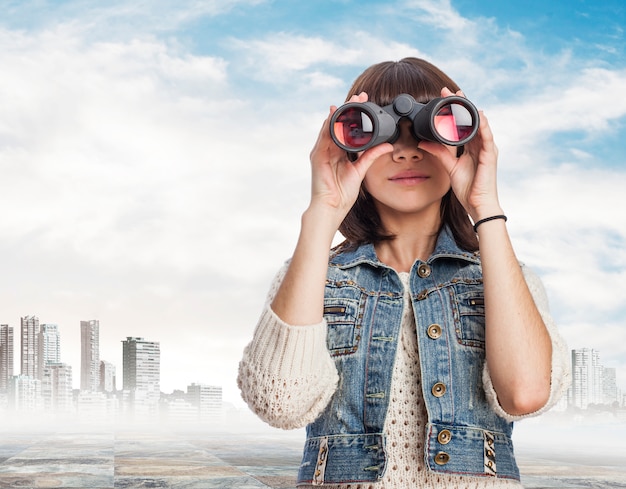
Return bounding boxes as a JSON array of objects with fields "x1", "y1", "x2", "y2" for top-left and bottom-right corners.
[
  {"x1": 1, "y1": 423, "x2": 626, "y2": 488},
  {"x1": 0, "y1": 429, "x2": 303, "y2": 488}
]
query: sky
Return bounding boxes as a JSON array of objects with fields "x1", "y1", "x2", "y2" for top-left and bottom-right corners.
[{"x1": 0, "y1": 0, "x2": 625, "y2": 412}]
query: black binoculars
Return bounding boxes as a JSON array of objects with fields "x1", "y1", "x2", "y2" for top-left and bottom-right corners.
[{"x1": 330, "y1": 94, "x2": 479, "y2": 153}]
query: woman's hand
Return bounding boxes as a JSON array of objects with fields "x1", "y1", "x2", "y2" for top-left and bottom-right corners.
[
  {"x1": 308, "y1": 92, "x2": 393, "y2": 228},
  {"x1": 417, "y1": 87, "x2": 503, "y2": 222}
]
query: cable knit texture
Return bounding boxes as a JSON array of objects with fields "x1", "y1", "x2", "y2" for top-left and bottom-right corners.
[
  {"x1": 238, "y1": 264, "x2": 570, "y2": 488},
  {"x1": 237, "y1": 264, "x2": 340, "y2": 429}
]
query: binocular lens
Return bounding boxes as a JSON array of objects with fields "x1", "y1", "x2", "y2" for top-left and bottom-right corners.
[
  {"x1": 433, "y1": 103, "x2": 475, "y2": 143},
  {"x1": 332, "y1": 107, "x2": 375, "y2": 149}
]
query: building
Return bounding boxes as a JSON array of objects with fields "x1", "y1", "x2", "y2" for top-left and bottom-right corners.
[
  {"x1": 21, "y1": 316, "x2": 40, "y2": 379},
  {"x1": 0, "y1": 324, "x2": 14, "y2": 391},
  {"x1": 187, "y1": 383, "x2": 222, "y2": 422},
  {"x1": 41, "y1": 363, "x2": 74, "y2": 413},
  {"x1": 8, "y1": 374, "x2": 43, "y2": 412},
  {"x1": 38, "y1": 324, "x2": 61, "y2": 380},
  {"x1": 602, "y1": 367, "x2": 619, "y2": 406},
  {"x1": 99, "y1": 360, "x2": 116, "y2": 393},
  {"x1": 80, "y1": 320, "x2": 100, "y2": 392},
  {"x1": 571, "y1": 348, "x2": 604, "y2": 409},
  {"x1": 122, "y1": 337, "x2": 160, "y2": 416}
]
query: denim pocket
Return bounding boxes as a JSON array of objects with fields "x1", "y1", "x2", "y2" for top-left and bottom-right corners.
[
  {"x1": 324, "y1": 298, "x2": 362, "y2": 356},
  {"x1": 452, "y1": 289, "x2": 486, "y2": 348}
]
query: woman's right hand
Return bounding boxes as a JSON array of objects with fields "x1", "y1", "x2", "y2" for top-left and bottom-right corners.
[{"x1": 308, "y1": 92, "x2": 393, "y2": 228}]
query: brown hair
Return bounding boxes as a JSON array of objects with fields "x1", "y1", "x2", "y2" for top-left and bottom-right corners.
[{"x1": 337, "y1": 57, "x2": 478, "y2": 252}]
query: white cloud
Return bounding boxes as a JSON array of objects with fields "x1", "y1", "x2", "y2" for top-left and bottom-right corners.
[{"x1": 1, "y1": 1, "x2": 625, "y2": 403}]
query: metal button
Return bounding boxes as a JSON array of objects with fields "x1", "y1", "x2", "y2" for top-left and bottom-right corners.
[
  {"x1": 434, "y1": 452, "x2": 450, "y2": 465},
  {"x1": 437, "y1": 429, "x2": 452, "y2": 445},
  {"x1": 417, "y1": 263, "x2": 432, "y2": 278},
  {"x1": 427, "y1": 324, "x2": 442, "y2": 339},
  {"x1": 431, "y1": 382, "x2": 447, "y2": 397}
]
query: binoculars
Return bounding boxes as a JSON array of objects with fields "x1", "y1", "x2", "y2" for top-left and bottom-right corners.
[{"x1": 330, "y1": 94, "x2": 479, "y2": 153}]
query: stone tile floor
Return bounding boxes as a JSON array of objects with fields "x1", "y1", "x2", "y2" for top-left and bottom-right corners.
[
  {"x1": 0, "y1": 429, "x2": 303, "y2": 489},
  {"x1": 1, "y1": 425, "x2": 626, "y2": 488}
]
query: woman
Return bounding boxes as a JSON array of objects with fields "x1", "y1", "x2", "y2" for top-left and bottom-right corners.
[{"x1": 238, "y1": 57, "x2": 570, "y2": 488}]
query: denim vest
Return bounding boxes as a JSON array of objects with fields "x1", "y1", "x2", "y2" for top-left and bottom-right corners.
[{"x1": 297, "y1": 226, "x2": 520, "y2": 485}]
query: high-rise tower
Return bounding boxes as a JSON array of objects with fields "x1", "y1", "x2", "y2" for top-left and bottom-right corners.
[
  {"x1": 80, "y1": 320, "x2": 100, "y2": 391},
  {"x1": 38, "y1": 324, "x2": 61, "y2": 380},
  {"x1": 122, "y1": 337, "x2": 160, "y2": 413},
  {"x1": 20, "y1": 316, "x2": 40, "y2": 378},
  {"x1": 571, "y1": 348, "x2": 603, "y2": 409},
  {"x1": 0, "y1": 324, "x2": 14, "y2": 391}
]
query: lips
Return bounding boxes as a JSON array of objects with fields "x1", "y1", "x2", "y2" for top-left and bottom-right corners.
[{"x1": 389, "y1": 170, "x2": 429, "y2": 185}]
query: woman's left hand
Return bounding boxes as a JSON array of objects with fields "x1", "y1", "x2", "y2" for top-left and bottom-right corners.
[{"x1": 417, "y1": 87, "x2": 503, "y2": 222}]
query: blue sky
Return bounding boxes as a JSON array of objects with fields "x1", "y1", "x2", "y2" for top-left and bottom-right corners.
[{"x1": 0, "y1": 0, "x2": 625, "y2": 413}]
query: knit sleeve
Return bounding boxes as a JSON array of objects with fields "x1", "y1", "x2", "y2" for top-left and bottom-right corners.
[
  {"x1": 237, "y1": 263, "x2": 339, "y2": 430},
  {"x1": 482, "y1": 264, "x2": 571, "y2": 422}
]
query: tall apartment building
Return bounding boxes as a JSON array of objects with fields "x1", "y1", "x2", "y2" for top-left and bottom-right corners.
[
  {"x1": 41, "y1": 363, "x2": 73, "y2": 413},
  {"x1": 80, "y1": 320, "x2": 100, "y2": 392},
  {"x1": 0, "y1": 324, "x2": 14, "y2": 391},
  {"x1": 37, "y1": 324, "x2": 61, "y2": 380},
  {"x1": 122, "y1": 337, "x2": 160, "y2": 414},
  {"x1": 602, "y1": 367, "x2": 619, "y2": 406},
  {"x1": 99, "y1": 360, "x2": 116, "y2": 393},
  {"x1": 571, "y1": 348, "x2": 604, "y2": 409},
  {"x1": 21, "y1": 316, "x2": 40, "y2": 379}
]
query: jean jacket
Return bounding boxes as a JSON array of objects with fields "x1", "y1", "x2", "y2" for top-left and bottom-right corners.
[{"x1": 298, "y1": 226, "x2": 522, "y2": 484}]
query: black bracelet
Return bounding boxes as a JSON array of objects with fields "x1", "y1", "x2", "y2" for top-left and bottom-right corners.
[{"x1": 473, "y1": 214, "x2": 507, "y2": 232}]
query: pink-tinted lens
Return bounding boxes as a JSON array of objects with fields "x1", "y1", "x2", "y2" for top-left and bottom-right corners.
[
  {"x1": 333, "y1": 107, "x2": 374, "y2": 149},
  {"x1": 433, "y1": 103, "x2": 474, "y2": 142}
]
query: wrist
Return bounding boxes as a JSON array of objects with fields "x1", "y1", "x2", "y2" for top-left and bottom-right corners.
[
  {"x1": 301, "y1": 205, "x2": 343, "y2": 244},
  {"x1": 473, "y1": 214, "x2": 507, "y2": 232},
  {"x1": 469, "y1": 204, "x2": 504, "y2": 224}
]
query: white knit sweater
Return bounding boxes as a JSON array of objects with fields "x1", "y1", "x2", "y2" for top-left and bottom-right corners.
[{"x1": 238, "y1": 265, "x2": 571, "y2": 489}]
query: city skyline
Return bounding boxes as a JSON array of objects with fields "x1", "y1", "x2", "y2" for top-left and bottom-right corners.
[{"x1": 1, "y1": 315, "x2": 624, "y2": 418}]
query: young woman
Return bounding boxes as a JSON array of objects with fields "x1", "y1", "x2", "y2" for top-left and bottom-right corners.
[{"x1": 238, "y1": 57, "x2": 570, "y2": 488}]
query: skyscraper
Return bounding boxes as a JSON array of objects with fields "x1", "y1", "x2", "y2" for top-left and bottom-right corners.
[
  {"x1": 0, "y1": 324, "x2": 14, "y2": 391},
  {"x1": 80, "y1": 320, "x2": 100, "y2": 392},
  {"x1": 99, "y1": 360, "x2": 116, "y2": 393},
  {"x1": 21, "y1": 316, "x2": 40, "y2": 378},
  {"x1": 122, "y1": 337, "x2": 160, "y2": 414},
  {"x1": 38, "y1": 324, "x2": 61, "y2": 380},
  {"x1": 571, "y1": 348, "x2": 603, "y2": 409}
]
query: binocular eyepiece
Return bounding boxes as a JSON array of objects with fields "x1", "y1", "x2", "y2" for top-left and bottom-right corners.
[{"x1": 330, "y1": 94, "x2": 479, "y2": 153}]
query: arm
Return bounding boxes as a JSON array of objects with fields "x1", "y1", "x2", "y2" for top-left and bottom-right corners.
[
  {"x1": 271, "y1": 94, "x2": 392, "y2": 325},
  {"x1": 237, "y1": 264, "x2": 340, "y2": 429},
  {"x1": 482, "y1": 265, "x2": 571, "y2": 421},
  {"x1": 421, "y1": 88, "x2": 554, "y2": 415},
  {"x1": 238, "y1": 94, "x2": 393, "y2": 428}
]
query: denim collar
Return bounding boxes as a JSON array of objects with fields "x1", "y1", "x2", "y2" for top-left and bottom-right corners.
[{"x1": 329, "y1": 225, "x2": 480, "y2": 269}]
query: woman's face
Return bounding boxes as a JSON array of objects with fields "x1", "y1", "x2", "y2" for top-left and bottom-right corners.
[{"x1": 363, "y1": 120, "x2": 454, "y2": 218}]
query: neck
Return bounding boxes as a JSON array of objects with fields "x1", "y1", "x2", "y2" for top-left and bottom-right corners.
[{"x1": 374, "y1": 211, "x2": 441, "y2": 273}]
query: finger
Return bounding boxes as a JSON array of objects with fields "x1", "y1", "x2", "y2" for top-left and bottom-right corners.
[
  {"x1": 351, "y1": 142, "x2": 392, "y2": 176},
  {"x1": 417, "y1": 141, "x2": 460, "y2": 174}
]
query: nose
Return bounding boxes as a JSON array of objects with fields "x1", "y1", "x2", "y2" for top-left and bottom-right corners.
[{"x1": 392, "y1": 120, "x2": 423, "y2": 162}]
